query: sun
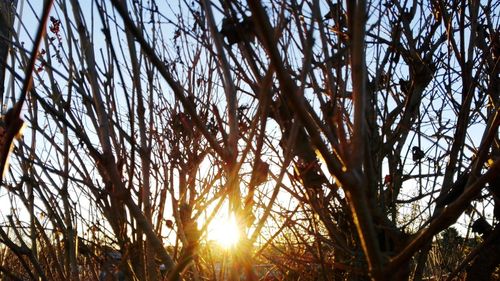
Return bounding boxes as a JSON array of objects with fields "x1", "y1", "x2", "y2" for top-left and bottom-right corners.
[{"x1": 207, "y1": 213, "x2": 241, "y2": 249}]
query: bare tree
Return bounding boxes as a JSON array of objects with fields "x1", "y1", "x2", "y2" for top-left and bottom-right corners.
[{"x1": 0, "y1": 0, "x2": 498, "y2": 281}]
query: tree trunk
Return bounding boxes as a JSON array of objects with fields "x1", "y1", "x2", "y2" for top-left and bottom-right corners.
[{"x1": 0, "y1": 0, "x2": 17, "y2": 103}]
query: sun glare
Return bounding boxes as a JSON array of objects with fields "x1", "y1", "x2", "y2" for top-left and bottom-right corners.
[{"x1": 208, "y1": 213, "x2": 241, "y2": 249}]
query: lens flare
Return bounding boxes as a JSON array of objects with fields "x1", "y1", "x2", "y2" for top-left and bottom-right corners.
[{"x1": 208, "y1": 213, "x2": 240, "y2": 249}]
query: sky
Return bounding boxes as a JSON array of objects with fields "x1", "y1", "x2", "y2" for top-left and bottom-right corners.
[{"x1": 0, "y1": 0, "x2": 497, "y2": 248}]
